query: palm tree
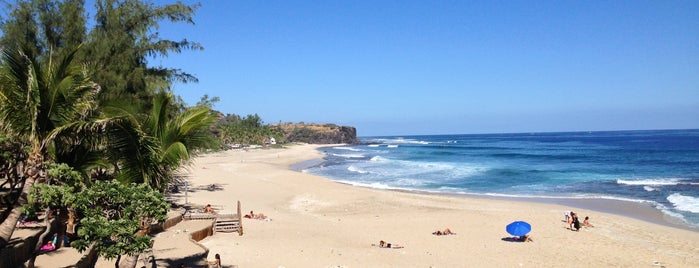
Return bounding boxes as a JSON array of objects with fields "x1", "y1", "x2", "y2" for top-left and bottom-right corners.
[
  {"x1": 97, "y1": 91, "x2": 216, "y2": 268},
  {"x1": 0, "y1": 46, "x2": 100, "y2": 248},
  {"x1": 105, "y1": 90, "x2": 217, "y2": 192}
]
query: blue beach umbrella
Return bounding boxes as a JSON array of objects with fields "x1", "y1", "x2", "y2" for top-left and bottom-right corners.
[{"x1": 506, "y1": 221, "x2": 531, "y2": 236}]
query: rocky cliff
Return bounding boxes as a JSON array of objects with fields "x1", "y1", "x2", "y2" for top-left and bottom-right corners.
[{"x1": 274, "y1": 123, "x2": 359, "y2": 144}]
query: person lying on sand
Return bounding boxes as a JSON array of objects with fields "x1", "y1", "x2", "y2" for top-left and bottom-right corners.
[
  {"x1": 244, "y1": 210, "x2": 268, "y2": 220},
  {"x1": 40, "y1": 234, "x2": 59, "y2": 253},
  {"x1": 432, "y1": 228, "x2": 455, "y2": 235},
  {"x1": 521, "y1": 234, "x2": 533, "y2": 242},
  {"x1": 372, "y1": 240, "x2": 404, "y2": 249},
  {"x1": 204, "y1": 204, "x2": 217, "y2": 214}
]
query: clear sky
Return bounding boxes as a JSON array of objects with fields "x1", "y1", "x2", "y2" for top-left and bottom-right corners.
[{"x1": 150, "y1": 0, "x2": 698, "y2": 136}]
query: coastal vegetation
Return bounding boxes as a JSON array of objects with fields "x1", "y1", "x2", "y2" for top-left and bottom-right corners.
[
  {"x1": 0, "y1": 1, "x2": 357, "y2": 266},
  {"x1": 273, "y1": 122, "x2": 359, "y2": 144},
  {"x1": 0, "y1": 0, "x2": 212, "y2": 266}
]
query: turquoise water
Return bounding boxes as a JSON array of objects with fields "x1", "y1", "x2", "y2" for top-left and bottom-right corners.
[{"x1": 304, "y1": 129, "x2": 699, "y2": 228}]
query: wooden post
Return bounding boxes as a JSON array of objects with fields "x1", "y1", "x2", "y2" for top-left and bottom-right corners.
[
  {"x1": 237, "y1": 200, "x2": 243, "y2": 236},
  {"x1": 184, "y1": 181, "x2": 188, "y2": 204}
]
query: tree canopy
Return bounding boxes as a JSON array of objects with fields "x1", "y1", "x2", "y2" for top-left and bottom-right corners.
[{"x1": 0, "y1": 1, "x2": 212, "y2": 266}]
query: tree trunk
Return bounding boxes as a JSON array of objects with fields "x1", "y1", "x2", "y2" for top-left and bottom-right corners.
[
  {"x1": 0, "y1": 151, "x2": 43, "y2": 248},
  {"x1": 26, "y1": 209, "x2": 56, "y2": 268},
  {"x1": 118, "y1": 254, "x2": 139, "y2": 268},
  {"x1": 0, "y1": 206, "x2": 24, "y2": 247}
]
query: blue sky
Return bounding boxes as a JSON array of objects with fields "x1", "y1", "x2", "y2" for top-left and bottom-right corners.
[{"x1": 149, "y1": 0, "x2": 698, "y2": 136}]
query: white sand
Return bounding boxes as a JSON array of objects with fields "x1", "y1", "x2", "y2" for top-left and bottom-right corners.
[{"x1": 173, "y1": 144, "x2": 699, "y2": 267}]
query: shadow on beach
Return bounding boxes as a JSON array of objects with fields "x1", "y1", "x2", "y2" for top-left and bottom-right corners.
[{"x1": 501, "y1": 237, "x2": 526, "y2": 243}]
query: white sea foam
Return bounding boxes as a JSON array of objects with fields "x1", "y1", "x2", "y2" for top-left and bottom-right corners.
[
  {"x1": 368, "y1": 137, "x2": 430, "y2": 145},
  {"x1": 667, "y1": 193, "x2": 699, "y2": 213},
  {"x1": 333, "y1": 146, "x2": 362, "y2": 152},
  {"x1": 370, "y1": 156, "x2": 387, "y2": 162},
  {"x1": 386, "y1": 144, "x2": 399, "y2": 148},
  {"x1": 393, "y1": 178, "x2": 428, "y2": 187},
  {"x1": 643, "y1": 186, "x2": 657, "y2": 192},
  {"x1": 332, "y1": 153, "x2": 365, "y2": 159},
  {"x1": 617, "y1": 178, "x2": 684, "y2": 186},
  {"x1": 478, "y1": 192, "x2": 656, "y2": 204},
  {"x1": 363, "y1": 156, "x2": 486, "y2": 180},
  {"x1": 334, "y1": 180, "x2": 395, "y2": 190},
  {"x1": 367, "y1": 144, "x2": 380, "y2": 147},
  {"x1": 347, "y1": 165, "x2": 368, "y2": 174},
  {"x1": 408, "y1": 161, "x2": 486, "y2": 179}
]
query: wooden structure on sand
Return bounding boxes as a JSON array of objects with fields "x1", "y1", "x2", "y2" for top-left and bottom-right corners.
[{"x1": 183, "y1": 200, "x2": 243, "y2": 235}]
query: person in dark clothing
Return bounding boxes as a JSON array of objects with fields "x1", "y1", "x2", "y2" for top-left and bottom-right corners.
[{"x1": 571, "y1": 212, "x2": 581, "y2": 231}]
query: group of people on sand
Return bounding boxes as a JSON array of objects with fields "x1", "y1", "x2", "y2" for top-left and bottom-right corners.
[
  {"x1": 205, "y1": 204, "x2": 270, "y2": 221},
  {"x1": 432, "y1": 228, "x2": 455, "y2": 236},
  {"x1": 565, "y1": 210, "x2": 594, "y2": 231},
  {"x1": 374, "y1": 240, "x2": 404, "y2": 249},
  {"x1": 375, "y1": 227, "x2": 456, "y2": 249}
]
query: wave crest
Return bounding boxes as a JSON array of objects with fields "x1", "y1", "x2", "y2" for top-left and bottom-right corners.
[
  {"x1": 617, "y1": 178, "x2": 685, "y2": 186},
  {"x1": 332, "y1": 153, "x2": 365, "y2": 159},
  {"x1": 333, "y1": 146, "x2": 362, "y2": 152},
  {"x1": 347, "y1": 165, "x2": 368, "y2": 174},
  {"x1": 370, "y1": 156, "x2": 387, "y2": 162},
  {"x1": 667, "y1": 193, "x2": 699, "y2": 213}
]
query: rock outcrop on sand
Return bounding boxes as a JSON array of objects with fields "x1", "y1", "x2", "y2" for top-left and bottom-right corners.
[{"x1": 274, "y1": 123, "x2": 359, "y2": 144}]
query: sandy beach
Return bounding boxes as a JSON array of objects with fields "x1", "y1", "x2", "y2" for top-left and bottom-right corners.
[{"x1": 171, "y1": 143, "x2": 699, "y2": 267}]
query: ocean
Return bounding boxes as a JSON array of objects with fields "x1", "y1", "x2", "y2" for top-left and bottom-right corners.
[{"x1": 303, "y1": 129, "x2": 699, "y2": 229}]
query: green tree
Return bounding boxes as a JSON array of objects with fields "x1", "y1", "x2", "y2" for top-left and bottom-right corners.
[
  {"x1": 82, "y1": 0, "x2": 203, "y2": 112},
  {"x1": 0, "y1": 0, "x2": 86, "y2": 62},
  {"x1": 28, "y1": 176, "x2": 168, "y2": 267},
  {"x1": 215, "y1": 113, "x2": 287, "y2": 146},
  {"x1": 196, "y1": 94, "x2": 220, "y2": 109},
  {"x1": 23, "y1": 162, "x2": 85, "y2": 267},
  {"x1": 106, "y1": 91, "x2": 218, "y2": 191},
  {"x1": 1, "y1": 0, "x2": 202, "y2": 114},
  {"x1": 0, "y1": 134, "x2": 29, "y2": 205},
  {"x1": 0, "y1": 46, "x2": 100, "y2": 248},
  {"x1": 70, "y1": 180, "x2": 168, "y2": 267},
  {"x1": 0, "y1": 0, "x2": 41, "y2": 57}
]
